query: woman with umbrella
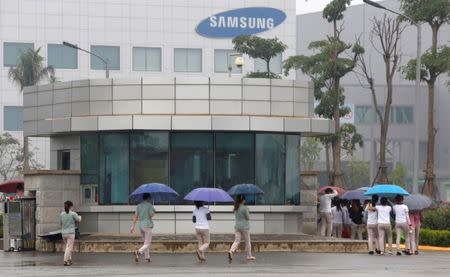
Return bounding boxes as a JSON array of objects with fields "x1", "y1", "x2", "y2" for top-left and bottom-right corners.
[
  {"x1": 404, "y1": 194, "x2": 432, "y2": 255},
  {"x1": 184, "y1": 187, "x2": 233, "y2": 262},
  {"x1": 130, "y1": 193, "x2": 156, "y2": 263},
  {"x1": 228, "y1": 195, "x2": 256, "y2": 262},
  {"x1": 192, "y1": 201, "x2": 211, "y2": 261}
]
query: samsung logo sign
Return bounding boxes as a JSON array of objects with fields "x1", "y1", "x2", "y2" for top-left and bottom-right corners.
[{"x1": 196, "y1": 7, "x2": 287, "y2": 38}]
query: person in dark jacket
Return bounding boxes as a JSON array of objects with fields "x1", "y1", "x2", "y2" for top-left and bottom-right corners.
[{"x1": 349, "y1": 199, "x2": 364, "y2": 240}]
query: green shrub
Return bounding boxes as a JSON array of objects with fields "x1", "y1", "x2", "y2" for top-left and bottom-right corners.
[
  {"x1": 392, "y1": 227, "x2": 450, "y2": 247},
  {"x1": 419, "y1": 229, "x2": 450, "y2": 247},
  {"x1": 245, "y1": 71, "x2": 281, "y2": 79},
  {"x1": 422, "y1": 205, "x2": 450, "y2": 230}
]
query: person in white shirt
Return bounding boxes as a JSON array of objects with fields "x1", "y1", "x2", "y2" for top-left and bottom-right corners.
[
  {"x1": 319, "y1": 188, "x2": 338, "y2": 237},
  {"x1": 373, "y1": 197, "x2": 393, "y2": 255},
  {"x1": 393, "y1": 195, "x2": 414, "y2": 255},
  {"x1": 341, "y1": 199, "x2": 351, "y2": 237},
  {"x1": 365, "y1": 195, "x2": 380, "y2": 255},
  {"x1": 331, "y1": 198, "x2": 343, "y2": 238},
  {"x1": 192, "y1": 201, "x2": 211, "y2": 261}
]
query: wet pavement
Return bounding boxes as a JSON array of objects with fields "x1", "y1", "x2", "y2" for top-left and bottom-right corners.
[{"x1": 0, "y1": 251, "x2": 449, "y2": 276}]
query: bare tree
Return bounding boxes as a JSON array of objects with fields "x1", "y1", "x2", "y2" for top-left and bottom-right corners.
[
  {"x1": 357, "y1": 15, "x2": 405, "y2": 184},
  {"x1": 0, "y1": 133, "x2": 42, "y2": 181}
]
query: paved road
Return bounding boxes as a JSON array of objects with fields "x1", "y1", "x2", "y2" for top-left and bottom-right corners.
[{"x1": 0, "y1": 251, "x2": 449, "y2": 276}]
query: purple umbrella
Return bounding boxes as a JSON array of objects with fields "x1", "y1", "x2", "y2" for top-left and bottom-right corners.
[
  {"x1": 184, "y1": 187, "x2": 234, "y2": 203},
  {"x1": 341, "y1": 187, "x2": 371, "y2": 201}
]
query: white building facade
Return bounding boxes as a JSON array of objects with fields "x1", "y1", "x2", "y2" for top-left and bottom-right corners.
[
  {"x1": 0, "y1": 0, "x2": 298, "y2": 172},
  {"x1": 297, "y1": 0, "x2": 450, "y2": 198},
  {"x1": 2, "y1": 1, "x2": 337, "y2": 243}
]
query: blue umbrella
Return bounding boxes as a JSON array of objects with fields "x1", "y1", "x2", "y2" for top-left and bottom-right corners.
[
  {"x1": 129, "y1": 183, "x2": 179, "y2": 203},
  {"x1": 228, "y1": 184, "x2": 264, "y2": 196},
  {"x1": 184, "y1": 187, "x2": 234, "y2": 203},
  {"x1": 341, "y1": 187, "x2": 371, "y2": 201},
  {"x1": 364, "y1": 184, "x2": 409, "y2": 197}
]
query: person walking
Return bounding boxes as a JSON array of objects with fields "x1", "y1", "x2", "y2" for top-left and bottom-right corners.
[
  {"x1": 393, "y1": 195, "x2": 414, "y2": 255},
  {"x1": 408, "y1": 211, "x2": 422, "y2": 254},
  {"x1": 365, "y1": 195, "x2": 380, "y2": 254},
  {"x1": 192, "y1": 201, "x2": 211, "y2": 261},
  {"x1": 373, "y1": 197, "x2": 393, "y2": 255},
  {"x1": 331, "y1": 198, "x2": 343, "y2": 238},
  {"x1": 349, "y1": 199, "x2": 365, "y2": 240},
  {"x1": 60, "y1": 200, "x2": 81, "y2": 266},
  {"x1": 341, "y1": 199, "x2": 352, "y2": 238},
  {"x1": 319, "y1": 188, "x2": 338, "y2": 237},
  {"x1": 228, "y1": 195, "x2": 255, "y2": 262},
  {"x1": 130, "y1": 193, "x2": 156, "y2": 263}
]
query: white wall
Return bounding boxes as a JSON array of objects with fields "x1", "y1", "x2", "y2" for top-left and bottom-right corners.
[{"x1": 0, "y1": 0, "x2": 297, "y2": 172}]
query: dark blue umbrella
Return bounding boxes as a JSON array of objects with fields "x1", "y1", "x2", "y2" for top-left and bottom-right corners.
[
  {"x1": 129, "y1": 183, "x2": 179, "y2": 203},
  {"x1": 364, "y1": 184, "x2": 409, "y2": 197},
  {"x1": 184, "y1": 187, "x2": 233, "y2": 202},
  {"x1": 228, "y1": 184, "x2": 264, "y2": 196},
  {"x1": 341, "y1": 187, "x2": 371, "y2": 201}
]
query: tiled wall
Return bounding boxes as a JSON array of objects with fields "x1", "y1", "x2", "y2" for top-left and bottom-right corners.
[{"x1": 23, "y1": 77, "x2": 334, "y2": 137}]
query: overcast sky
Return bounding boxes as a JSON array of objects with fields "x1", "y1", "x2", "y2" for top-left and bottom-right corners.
[{"x1": 296, "y1": 0, "x2": 382, "y2": 14}]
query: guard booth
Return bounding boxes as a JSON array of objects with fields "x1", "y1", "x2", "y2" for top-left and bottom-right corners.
[{"x1": 3, "y1": 198, "x2": 36, "y2": 251}]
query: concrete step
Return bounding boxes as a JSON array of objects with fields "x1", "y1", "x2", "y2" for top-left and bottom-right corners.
[{"x1": 37, "y1": 233, "x2": 368, "y2": 253}]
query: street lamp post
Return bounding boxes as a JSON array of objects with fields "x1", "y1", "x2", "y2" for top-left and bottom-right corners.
[
  {"x1": 63, "y1": 41, "x2": 110, "y2": 79},
  {"x1": 363, "y1": 0, "x2": 421, "y2": 193}
]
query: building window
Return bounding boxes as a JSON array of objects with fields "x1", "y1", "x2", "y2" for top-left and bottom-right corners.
[
  {"x1": 394, "y1": 106, "x2": 413, "y2": 124},
  {"x1": 3, "y1": 106, "x2": 23, "y2": 131},
  {"x1": 255, "y1": 134, "x2": 286, "y2": 204},
  {"x1": 132, "y1": 47, "x2": 162, "y2": 71},
  {"x1": 355, "y1": 105, "x2": 413, "y2": 125},
  {"x1": 99, "y1": 133, "x2": 129, "y2": 204},
  {"x1": 214, "y1": 49, "x2": 242, "y2": 74},
  {"x1": 355, "y1": 105, "x2": 372, "y2": 124},
  {"x1": 215, "y1": 133, "x2": 254, "y2": 192},
  {"x1": 170, "y1": 133, "x2": 213, "y2": 204},
  {"x1": 174, "y1": 48, "x2": 202, "y2": 72},
  {"x1": 57, "y1": 150, "x2": 71, "y2": 170},
  {"x1": 130, "y1": 132, "x2": 169, "y2": 192},
  {"x1": 80, "y1": 131, "x2": 302, "y2": 206},
  {"x1": 90, "y1": 45, "x2": 120, "y2": 70},
  {"x1": 81, "y1": 134, "x2": 99, "y2": 184},
  {"x1": 3, "y1": 42, "x2": 34, "y2": 67},
  {"x1": 285, "y1": 135, "x2": 300, "y2": 205},
  {"x1": 48, "y1": 44, "x2": 78, "y2": 69},
  {"x1": 254, "y1": 53, "x2": 282, "y2": 74}
]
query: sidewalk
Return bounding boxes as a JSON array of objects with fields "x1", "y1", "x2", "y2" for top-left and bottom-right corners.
[{"x1": 37, "y1": 233, "x2": 369, "y2": 253}]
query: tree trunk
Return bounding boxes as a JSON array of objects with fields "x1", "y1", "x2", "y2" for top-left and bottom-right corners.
[
  {"x1": 423, "y1": 81, "x2": 436, "y2": 199},
  {"x1": 332, "y1": 77, "x2": 343, "y2": 187},
  {"x1": 331, "y1": 19, "x2": 343, "y2": 187},
  {"x1": 266, "y1": 60, "x2": 271, "y2": 79},
  {"x1": 422, "y1": 24, "x2": 439, "y2": 199},
  {"x1": 325, "y1": 143, "x2": 331, "y2": 184},
  {"x1": 376, "y1": 57, "x2": 394, "y2": 184}
]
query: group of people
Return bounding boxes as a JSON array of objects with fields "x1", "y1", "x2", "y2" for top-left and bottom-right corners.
[
  {"x1": 59, "y1": 194, "x2": 255, "y2": 266},
  {"x1": 319, "y1": 188, "x2": 421, "y2": 255}
]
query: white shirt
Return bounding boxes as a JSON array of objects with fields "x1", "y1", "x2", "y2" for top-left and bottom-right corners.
[
  {"x1": 393, "y1": 204, "x2": 409, "y2": 224},
  {"x1": 365, "y1": 205, "x2": 378, "y2": 225},
  {"x1": 331, "y1": 206, "x2": 343, "y2": 224},
  {"x1": 193, "y1": 206, "x2": 210, "y2": 229},
  {"x1": 342, "y1": 206, "x2": 351, "y2": 225},
  {"x1": 319, "y1": 192, "x2": 337, "y2": 213},
  {"x1": 375, "y1": 205, "x2": 392, "y2": 224}
]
